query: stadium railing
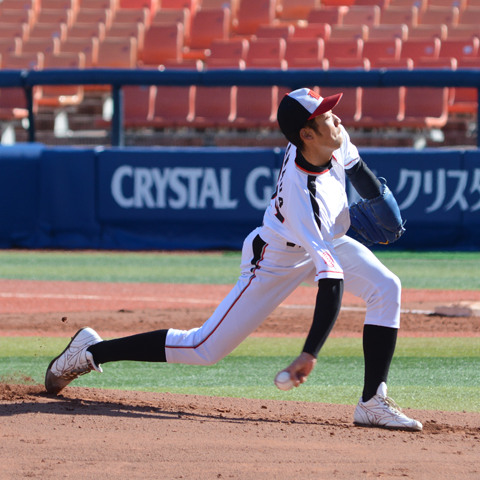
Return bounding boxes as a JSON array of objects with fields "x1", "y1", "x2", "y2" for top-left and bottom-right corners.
[{"x1": 1, "y1": 67, "x2": 479, "y2": 147}]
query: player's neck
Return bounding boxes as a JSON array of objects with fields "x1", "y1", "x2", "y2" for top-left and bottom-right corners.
[{"x1": 301, "y1": 145, "x2": 334, "y2": 167}]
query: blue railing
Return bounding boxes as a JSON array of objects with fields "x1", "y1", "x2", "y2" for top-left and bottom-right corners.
[{"x1": 2, "y1": 68, "x2": 480, "y2": 147}]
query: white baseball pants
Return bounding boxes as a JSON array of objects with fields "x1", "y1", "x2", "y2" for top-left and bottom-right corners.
[{"x1": 165, "y1": 226, "x2": 401, "y2": 365}]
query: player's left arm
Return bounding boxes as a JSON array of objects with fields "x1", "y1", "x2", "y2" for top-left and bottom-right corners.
[{"x1": 346, "y1": 159, "x2": 406, "y2": 246}]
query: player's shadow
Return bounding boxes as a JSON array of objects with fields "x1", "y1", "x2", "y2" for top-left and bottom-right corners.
[{"x1": 0, "y1": 387, "x2": 337, "y2": 427}]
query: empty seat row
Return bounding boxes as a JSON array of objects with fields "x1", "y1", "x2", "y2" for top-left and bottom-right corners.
[{"x1": 115, "y1": 85, "x2": 459, "y2": 132}]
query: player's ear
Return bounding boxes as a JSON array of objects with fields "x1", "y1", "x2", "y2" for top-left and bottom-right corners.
[{"x1": 300, "y1": 126, "x2": 314, "y2": 142}]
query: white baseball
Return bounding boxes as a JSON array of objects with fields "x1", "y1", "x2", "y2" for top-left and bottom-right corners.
[{"x1": 274, "y1": 371, "x2": 294, "y2": 391}]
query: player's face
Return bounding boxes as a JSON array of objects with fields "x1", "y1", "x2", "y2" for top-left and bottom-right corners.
[{"x1": 312, "y1": 111, "x2": 343, "y2": 150}]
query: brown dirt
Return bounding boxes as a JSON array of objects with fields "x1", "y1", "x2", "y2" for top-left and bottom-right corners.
[{"x1": 1, "y1": 280, "x2": 480, "y2": 479}]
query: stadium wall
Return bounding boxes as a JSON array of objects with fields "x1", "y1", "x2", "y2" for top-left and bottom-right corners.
[{"x1": 1, "y1": 144, "x2": 480, "y2": 251}]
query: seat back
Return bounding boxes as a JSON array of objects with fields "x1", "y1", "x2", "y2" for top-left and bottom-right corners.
[
  {"x1": 190, "y1": 86, "x2": 236, "y2": 127},
  {"x1": 233, "y1": 86, "x2": 278, "y2": 128},
  {"x1": 206, "y1": 38, "x2": 248, "y2": 69},
  {"x1": 96, "y1": 37, "x2": 137, "y2": 67},
  {"x1": 342, "y1": 5, "x2": 381, "y2": 25},
  {"x1": 152, "y1": 85, "x2": 194, "y2": 127},
  {"x1": 189, "y1": 8, "x2": 230, "y2": 50},
  {"x1": 245, "y1": 38, "x2": 287, "y2": 69},
  {"x1": 140, "y1": 23, "x2": 183, "y2": 65},
  {"x1": 236, "y1": 0, "x2": 276, "y2": 35}
]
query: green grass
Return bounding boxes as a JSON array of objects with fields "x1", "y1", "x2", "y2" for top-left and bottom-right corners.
[
  {"x1": 1, "y1": 249, "x2": 480, "y2": 289},
  {"x1": 2, "y1": 337, "x2": 479, "y2": 412}
]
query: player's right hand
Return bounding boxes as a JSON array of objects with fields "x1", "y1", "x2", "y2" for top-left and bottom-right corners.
[{"x1": 283, "y1": 352, "x2": 317, "y2": 387}]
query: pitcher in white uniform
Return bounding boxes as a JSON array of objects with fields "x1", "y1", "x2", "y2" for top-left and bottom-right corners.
[{"x1": 45, "y1": 88, "x2": 422, "y2": 431}]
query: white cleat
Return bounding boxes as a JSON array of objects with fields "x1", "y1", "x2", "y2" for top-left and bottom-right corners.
[
  {"x1": 45, "y1": 327, "x2": 103, "y2": 395},
  {"x1": 353, "y1": 382, "x2": 423, "y2": 431}
]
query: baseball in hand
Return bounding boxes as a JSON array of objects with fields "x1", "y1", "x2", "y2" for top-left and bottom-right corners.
[{"x1": 274, "y1": 371, "x2": 294, "y2": 391}]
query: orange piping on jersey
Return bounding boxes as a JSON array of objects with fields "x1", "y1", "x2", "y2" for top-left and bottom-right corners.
[
  {"x1": 295, "y1": 163, "x2": 330, "y2": 175},
  {"x1": 344, "y1": 156, "x2": 360, "y2": 168},
  {"x1": 316, "y1": 270, "x2": 344, "y2": 276},
  {"x1": 165, "y1": 243, "x2": 269, "y2": 351}
]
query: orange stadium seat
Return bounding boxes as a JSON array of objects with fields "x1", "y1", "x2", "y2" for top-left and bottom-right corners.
[
  {"x1": 112, "y1": 7, "x2": 150, "y2": 26},
  {"x1": 245, "y1": 38, "x2": 287, "y2": 69},
  {"x1": 0, "y1": 23, "x2": 29, "y2": 41},
  {"x1": 275, "y1": 0, "x2": 321, "y2": 21},
  {"x1": 406, "y1": 24, "x2": 448, "y2": 40},
  {"x1": 370, "y1": 57, "x2": 413, "y2": 68},
  {"x1": 35, "y1": 8, "x2": 74, "y2": 26},
  {"x1": 429, "y1": 0, "x2": 467, "y2": 10},
  {"x1": 105, "y1": 22, "x2": 146, "y2": 51},
  {"x1": 66, "y1": 22, "x2": 106, "y2": 41},
  {"x1": 0, "y1": 8, "x2": 36, "y2": 28},
  {"x1": 354, "y1": 0, "x2": 390, "y2": 6},
  {"x1": 78, "y1": 0, "x2": 117, "y2": 11},
  {"x1": 2, "y1": 52, "x2": 44, "y2": 69},
  {"x1": 232, "y1": 86, "x2": 279, "y2": 128},
  {"x1": 188, "y1": 8, "x2": 231, "y2": 51},
  {"x1": 323, "y1": 38, "x2": 363, "y2": 60},
  {"x1": 190, "y1": 86, "x2": 236, "y2": 128},
  {"x1": 342, "y1": 5, "x2": 381, "y2": 25},
  {"x1": 445, "y1": 25, "x2": 480, "y2": 39},
  {"x1": 388, "y1": 0, "x2": 426, "y2": 10},
  {"x1": 417, "y1": 6, "x2": 459, "y2": 25},
  {"x1": 329, "y1": 25, "x2": 369, "y2": 41},
  {"x1": 206, "y1": 38, "x2": 249, "y2": 69},
  {"x1": 319, "y1": 87, "x2": 361, "y2": 125},
  {"x1": 74, "y1": 8, "x2": 113, "y2": 29},
  {"x1": 400, "y1": 38, "x2": 441, "y2": 60},
  {"x1": 36, "y1": 52, "x2": 85, "y2": 107},
  {"x1": 438, "y1": 38, "x2": 480, "y2": 58},
  {"x1": 56, "y1": 37, "x2": 99, "y2": 67},
  {"x1": 96, "y1": 37, "x2": 137, "y2": 67},
  {"x1": 123, "y1": 85, "x2": 155, "y2": 128},
  {"x1": 0, "y1": 38, "x2": 22, "y2": 57},
  {"x1": 140, "y1": 23, "x2": 183, "y2": 66},
  {"x1": 327, "y1": 57, "x2": 370, "y2": 69},
  {"x1": 358, "y1": 87, "x2": 405, "y2": 127},
  {"x1": 28, "y1": 22, "x2": 68, "y2": 40},
  {"x1": 20, "y1": 38, "x2": 56, "y2": 55},
  {"x1": 362, "y1": 38, "x2": 402, "y2": 62},
  {"x1": 292, "y1": 23, "x2": 331, "y2": 40},
  {"x1": 236, "y1": 0, "x2": 276, "y2": 35},
  {"x1": 150, "y1": 86, "x2": 194, "y2": 128},
  {"x1": 448, "y1": 58, "x2": 479, "y2": 114},
  {"x1": 255, "y1": 24, "x2": 295, "y2": 39},
  {"x1": 151, "y1": 8, "x2": 191, "y2": 43},
  {"x1": 307, "y1": 6, "x2": 349, "y2": 25},
  {"x1": 379, "y1": 6, "x2": 419, "y2": 25},
  {"x1": 0, "y1": 0, "x2": 38, "y2": 10},
  {"x1": 284, "y1": 38, "x2": 327, "y2": 69},
  {"x1": 414, "y1": 56, "x2": 457, "y2": 68},
  {"x1": 119, "y1": 0, "x2": 158, "y2": 15},
  {"x1": 367, "y1": 24, "x2": 408, "y2": 41},
  {"x1": 394, "y1": 87, "x2": 450, "y2": 128},
  {"x1": 161, "y1": 0, "x2": 197, "y2": 10},
  {"x1": 40, "y1": 0, "x2": 79, "y2": 11},
  {"x1": 456, "y1": 6, "x2": 480, "y2": 23}
]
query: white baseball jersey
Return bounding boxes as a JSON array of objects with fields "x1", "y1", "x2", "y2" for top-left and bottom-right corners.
[
  {"x1": 263, "y1": 125, "x2": 360, "y2": 282},
  {"x1": 165, "y1": 126, "x2": 401, "y2": 366}
]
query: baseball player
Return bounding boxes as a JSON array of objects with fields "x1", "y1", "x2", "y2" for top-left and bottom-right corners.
[{"x1": 45, "y1": 88, "x2": 422, "y2": 431}]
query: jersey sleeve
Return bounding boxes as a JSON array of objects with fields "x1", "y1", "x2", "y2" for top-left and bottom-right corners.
[{"x1": 340, "y1": 126, "x2": 361, "y2": 171}]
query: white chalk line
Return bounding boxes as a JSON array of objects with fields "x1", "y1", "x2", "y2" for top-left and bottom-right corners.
[{"x1": 0, "y1": 292, "x2": 434, "y2": 315}]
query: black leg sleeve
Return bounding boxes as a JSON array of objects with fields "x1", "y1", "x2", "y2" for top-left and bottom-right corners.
[
  {"x1": 87, "y1": 329, "x2": 168, "y2": 365},
  {"x1": 302, "y1": 278, "x2": 343, "y2": 358},
  {"x1": 362, "y1": 324, "x2": 398, "y2": 402}
]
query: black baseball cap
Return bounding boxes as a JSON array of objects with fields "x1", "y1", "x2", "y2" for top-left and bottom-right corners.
[{"x1": 277, "y1": 88, "x2": 343, "y2": 143}]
